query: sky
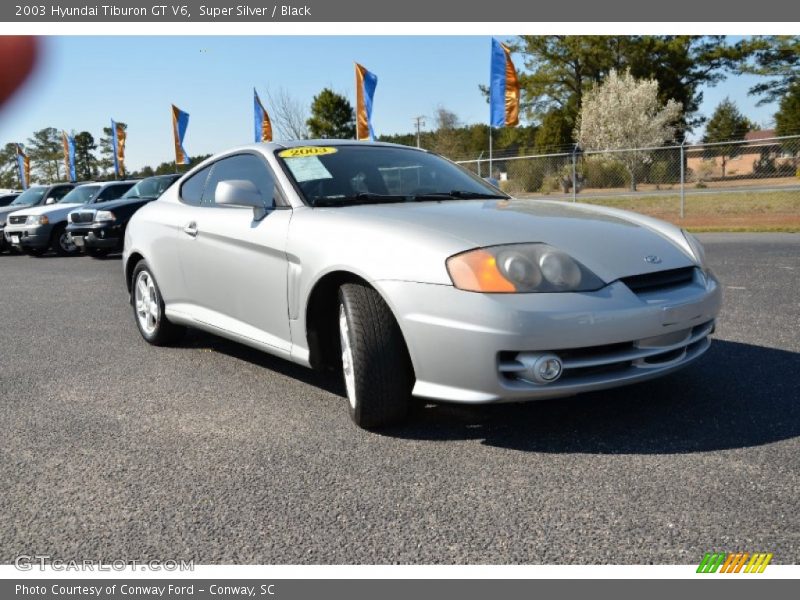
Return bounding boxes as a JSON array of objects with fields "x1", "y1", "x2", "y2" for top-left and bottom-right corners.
[{"x1": 0, "y1": 36, "x2": 780, "y2": 171}]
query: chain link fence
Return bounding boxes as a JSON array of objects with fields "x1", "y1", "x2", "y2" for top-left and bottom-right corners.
[{"x1": 457, "y1": 134, "x2": 800, "y2": 221}]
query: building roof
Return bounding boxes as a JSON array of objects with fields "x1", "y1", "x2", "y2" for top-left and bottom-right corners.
[{"x1": 745, "y1": 129, "x2": 777, "y2": 141}]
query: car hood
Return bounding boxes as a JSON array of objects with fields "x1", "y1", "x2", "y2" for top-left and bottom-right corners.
[
  {"x1": 334, "y1": 198, "x2": 697, "y2": 282},
  {"x1": 84, "y1": 196, "x2": 153, "y2": 212},
  {"x1": 11, "y1": 203, "x2": 84, "y2": 220},
  {"x1": 0, "y1": 205, "x2": 32, "y2": 220}
]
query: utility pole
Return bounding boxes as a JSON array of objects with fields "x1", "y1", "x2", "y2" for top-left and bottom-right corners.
[{"x1": 413, "y1": 116, "x2": 426, "y2": 148}]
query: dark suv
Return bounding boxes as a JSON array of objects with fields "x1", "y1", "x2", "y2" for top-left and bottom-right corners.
[{"x1": 67, "y1": 174, "x2": 180, "y2": 257}]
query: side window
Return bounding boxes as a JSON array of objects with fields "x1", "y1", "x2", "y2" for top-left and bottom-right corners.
[
  {"x1": 99, "y1": 184, "x2": 132, "y2": 201},
  {"x1": 47, "y1": 186, "x2": 71, "y2": 203},
  {"x1": 179, "y1": 165, "x2": 212, "y2": 206},
  {"x1": 201, "y1": 154, "x2": 275, "y2": 208}
]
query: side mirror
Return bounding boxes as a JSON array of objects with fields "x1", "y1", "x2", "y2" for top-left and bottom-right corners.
[
  {"x1": 215, "y1": 179, "x2": 270, "y2": 220},
  {"x1": 45, "y1": 196, "x2": 58, "y2": 205}
]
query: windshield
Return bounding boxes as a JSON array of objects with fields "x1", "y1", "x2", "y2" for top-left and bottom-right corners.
[
  {"x1": 10, "y1": 187, "x2": 46, "y2": 207},
  {"x1": 59, "y1": 185, "x2": 101, "y2": 204},
  {"x1": 122, "y1": 175, "x2": 179, "y2": 199},
  {"x1": 276, "y1": 145, "x2": 507, "y2": 207}
]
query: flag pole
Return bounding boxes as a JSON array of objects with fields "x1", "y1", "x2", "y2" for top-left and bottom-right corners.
[{"x1": 489, "y1": 126, "x2": 493, "y2": 178}]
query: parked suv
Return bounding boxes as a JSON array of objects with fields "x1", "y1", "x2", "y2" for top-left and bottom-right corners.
[
  {"x1": 0, "y1": 183, "x2": 75, "y2": 253},
  {"x1": 4, "y1": 181, "x2": 136, "y2": 256},
  {"x1": 68, "y1": 174, "x2": 179, "y2": 258}
]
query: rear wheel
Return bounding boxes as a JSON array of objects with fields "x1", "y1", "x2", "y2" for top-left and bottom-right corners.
[
  {"x1": 337, "y1": 282, "x2": 413, "y2": 428},
  {"x1": 51, "y1": 224, "x2": 79, "y2": 256},
  {"x1": 131, "y1": 260, "x2": 185, "y2": 345}
]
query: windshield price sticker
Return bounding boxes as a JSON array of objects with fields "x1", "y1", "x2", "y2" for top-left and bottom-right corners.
[{"x1": 279, "y1": 146, "x2": 338, "y2": 158}]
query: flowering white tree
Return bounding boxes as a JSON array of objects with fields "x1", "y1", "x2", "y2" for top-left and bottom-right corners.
[{"x1": 576, "y1": 69, "x2": 683, "y2": 191}]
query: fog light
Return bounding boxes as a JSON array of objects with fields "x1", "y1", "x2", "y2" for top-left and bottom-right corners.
[{"x1": 517, "y1": 352, "x2": 563, "y2": 384}]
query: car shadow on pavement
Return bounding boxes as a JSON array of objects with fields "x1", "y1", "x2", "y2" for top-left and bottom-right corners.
[
  {"x1": 180, "y1": 329, "x2": 346, "y2": 397},
  {"x1": 179, "y1": 332, "x2": 799, "y2": 454},
  {"x1": 385, "y1": 339, "x2": 800, "y2": 454}
]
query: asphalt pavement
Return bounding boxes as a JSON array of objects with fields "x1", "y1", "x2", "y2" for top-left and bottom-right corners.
[{"x1": 0, "y1": 233, "x2": 798, "y2": 564}]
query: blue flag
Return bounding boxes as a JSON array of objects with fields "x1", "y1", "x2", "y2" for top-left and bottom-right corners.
[
  {"x1": 355, "y1": 63, "x2": 378, "y2": 141},
  {"x1": 62, "y1": 131, "x2": 76, "y2": 182},
  {"x1": 489, "y1": 38, "x2": 520, "y2": 128},
  {"x1": 172, "y1": 105, "x2": 190, "y2": 165},
  {"x1": 253, "y1": 88, "x2": 273, "y2": 143}
]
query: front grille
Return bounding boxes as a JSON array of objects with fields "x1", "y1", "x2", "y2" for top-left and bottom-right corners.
[
  {"x1": 70, "y1": 211, "x2": 95, "y2": 224},
  {"x1": 499, "y1": 320, "x2": 714, "y2": 388},
  {"x1": 620, "y1": 267, "x2": 695, "y2": 294},
  {"x1": 9, "y1": 215, "x2": 26, "y2": 225}
]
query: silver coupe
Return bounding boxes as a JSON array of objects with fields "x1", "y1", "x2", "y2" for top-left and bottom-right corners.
[{"x1": 123, "y1": 141, "x2": 722, "y2": 428}]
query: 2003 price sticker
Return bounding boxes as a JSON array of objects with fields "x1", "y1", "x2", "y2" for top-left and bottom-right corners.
[{"x1": 278, "y1": 146, "x2": 338, "y2": 158}]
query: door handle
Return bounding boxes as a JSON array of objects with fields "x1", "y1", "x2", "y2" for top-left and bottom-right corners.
[{"x1": 183, "y1": 221, "x2": 198, "y2": 237}]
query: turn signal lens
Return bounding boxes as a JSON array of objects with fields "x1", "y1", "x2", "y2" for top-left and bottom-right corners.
[
  {"x1": 446, "y1": 249, "x2": 516, "y2": 292},
  {"x1": 447, "y1": 244, "x2": 605, "y2": 293}
]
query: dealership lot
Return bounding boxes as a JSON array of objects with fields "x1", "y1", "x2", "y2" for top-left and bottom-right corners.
[{"x1": 0, "y1": 233, "x2": 797, "y2": 564}]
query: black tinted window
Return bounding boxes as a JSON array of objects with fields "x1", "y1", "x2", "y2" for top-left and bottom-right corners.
[
  {"x1": 180, "y1": 166, "x2": 212, "y2": 206},
  {"x1": 49, "y1": 186, "x2": 72, "y2": 201},
  {"x1": 97, "y1": 183, "x2": 135, "y2": 202},
  {"x1": 202, "y1": 154, "x2": 275, "y2": 207}
]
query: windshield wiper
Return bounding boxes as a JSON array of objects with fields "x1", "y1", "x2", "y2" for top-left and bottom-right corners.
[
  {"x1": 410, "y1": 190, "x2": 508, "y2": 201},
  {"x1": 312, "y1": 190, "x2": 508, "y2": 207},
  {"x1": 312, "y1": 193, "x2": 410, "y2": 207}
]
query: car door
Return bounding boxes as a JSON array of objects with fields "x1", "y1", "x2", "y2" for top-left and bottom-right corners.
[{"x1": 177, "y1": 153, "x2": 293, "y2": 354}]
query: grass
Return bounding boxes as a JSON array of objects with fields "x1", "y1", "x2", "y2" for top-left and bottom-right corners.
[{"x1": 542, "y1": 190, "x2": 800, "y2": 232}]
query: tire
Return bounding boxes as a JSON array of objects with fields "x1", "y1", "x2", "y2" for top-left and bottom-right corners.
[
  {"x1": 86, "y1": 247, "x2": 109, "y2": 259},
  {"x1": 337, "y1": 282, "x2": 414, "y2": 428},
  {"x1": 51, "y1": 224, "x2": 79, "y2": 256},
  {"x1": 131, "y1": 259, "x2": 186, "y2": 346}
]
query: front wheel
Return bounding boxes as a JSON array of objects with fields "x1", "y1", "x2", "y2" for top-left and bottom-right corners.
[
  {"x1": 51, "y1": 225, "x2": 79, "y2": 256},
  {"x1": 338, "y1": 283, "x2": 414, "y2": 428},
  {"x1": 131, "y1": 260, "x2": 185, "y2": 345}
]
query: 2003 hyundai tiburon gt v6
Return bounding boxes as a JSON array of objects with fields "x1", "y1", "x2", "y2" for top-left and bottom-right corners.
[{"x1": 124, "y1": 141, "x2": 721, "y2": 428}]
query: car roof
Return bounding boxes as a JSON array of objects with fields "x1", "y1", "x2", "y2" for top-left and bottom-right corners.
[{"x1": 226, "y1": 139, "x2": 426, "y2": 153}]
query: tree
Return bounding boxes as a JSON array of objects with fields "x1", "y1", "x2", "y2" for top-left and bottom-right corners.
[
  {"x1": 98, "y1": 122, "x2": 127, "y2": 175},
  {"x1": 0, "y1": 142, "x2": 20, "y2": 188},
  {"x1": 533, "y1": 109, "x2": 575, "y2": 153},
  {"x1": 576, "y1": 69, "x2": 682, "y2": 191},
  {"x1": 73, "y1": 131, "x2": 98, "y2": 181},
  {"x1": 774, "y1": 83, "x2": 800, "y2": 137},
  {"x1": 741, "y1": 36, "x2": 800, "y2": 105},
  {"x1": 306, "y1": 88, "x2": 355, "y2": 139},
  {"x1": 265, "y1": 86, "x2": 309, "y2": 140},
  {"x1": 703, "y1": 98, "x2": 755, "y2": 178},
  {"x1": 511, "y1": 35, "x2": 748, "y2": 148},
  {"x1": 26, "y1": 127, "x2": 62, "y2": 182},
  {"x1": 774, "y1": 83, "x2": 800, "y2": 167},
  {"x1": 429, "y1": 106, "x2": 463, "y2": 159}
]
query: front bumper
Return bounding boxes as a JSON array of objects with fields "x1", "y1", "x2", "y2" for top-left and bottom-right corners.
[
  {"x1": 3, "y1": 224, "x2": 53, "y2": 250},
  {"x1": 66, "y1": 223, "x2": 122, "y2": 250},
  {"x1": 377, "y1": 269, "x2": 722, "y2": 403}
]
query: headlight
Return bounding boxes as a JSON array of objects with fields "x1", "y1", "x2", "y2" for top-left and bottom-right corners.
[
  {"x1": 682, "y1": 230, "x2": 707, "y2": 269},
  {"x1": 446, "y1": 243, "x2": 605, "y2": 293},
  {"x1": 26, "y1": 215, "x2": 48, "y2": 225},
  {"x1": 94, "y1": 211, "x2": 116, "y2": 223}
]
